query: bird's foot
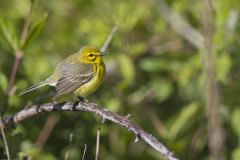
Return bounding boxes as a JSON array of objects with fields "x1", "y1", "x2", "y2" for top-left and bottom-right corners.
[
  {"x1": 51, "y1": 97, "x2": 58, "y2": 104},
  {"x1": 75, "y1": 96, "x2": 88, "y2": 103}
]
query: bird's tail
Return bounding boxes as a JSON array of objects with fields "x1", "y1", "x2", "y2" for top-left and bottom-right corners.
[{"x1": 18, "y1": 80, "x2": 50, "y2": 96}]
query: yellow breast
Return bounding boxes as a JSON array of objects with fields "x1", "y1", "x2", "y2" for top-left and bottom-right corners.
[{"x1": 73, "y1": 62, "x2": 106, "y2": 97}]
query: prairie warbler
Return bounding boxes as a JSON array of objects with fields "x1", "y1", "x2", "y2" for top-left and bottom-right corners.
[{"x1": 19, "y1": 46, "x2": 106, "y2": 99}]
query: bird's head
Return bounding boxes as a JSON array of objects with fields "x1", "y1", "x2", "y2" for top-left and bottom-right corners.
[{"x1": 78, "y1": 46, "x2": 107, "y2": 64}]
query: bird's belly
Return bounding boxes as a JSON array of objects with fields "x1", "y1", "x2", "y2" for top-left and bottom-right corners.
[{"x1": 73, "y1": 66, "x2": 105, "y2": 97}]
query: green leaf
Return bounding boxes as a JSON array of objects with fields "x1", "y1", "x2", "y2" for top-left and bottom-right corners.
[
  {"x1": 149, "y1": 78, "x2": 173, "y2": 102},
  {"x1": 129, "y1": 42, "x2": 147, "y2": 56},
  {"x1": 106, "y1": 97, "x2": 121, "y2": 112},
  {"x1": 0, "y1": 72, "x2": 8, "y2": 92},
  {"x1": 177, "y1": 55, "x2": 201, "y2": 87},
  {"x1": 231, "y1": 108, "x2": 240, "y2": 138},
  {"x1": 232, "y1": 148, "x2": 240, "y2": 160},
  {"x1": 112, "y1": 1, "x2": 143, "y2": 32},
  {"x1": 168, "y1": 102, "x2": 200, "y2": 140},
  {"x1": 117, "y1": 54, "x2": 135, "y2": 88},
  {"x1": 217, "y1": 53, "x2": 232, "y2": 83},
  {"x1": 21, "y1": 13, "x2": 48, "y2": 50},
  {"x1": 139, "y1": 58, "x2": 169, "y2": 73},
  {"x1": 19, "y1": 140, "x2": 57, "y2": 160},
  {"x1": 0, "y1": 19, "x2": 19, "y2": 52},
  {"x1": 139, "y1": 57, "x2": 181, "y2": 73}
]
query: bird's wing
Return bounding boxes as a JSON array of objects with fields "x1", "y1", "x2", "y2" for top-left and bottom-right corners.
[{"x1": 54, "y1": 62, "x2": 94, "y2": 98}]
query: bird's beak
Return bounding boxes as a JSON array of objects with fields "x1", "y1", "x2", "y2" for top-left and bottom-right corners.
[{"x1": 100, "y1": 51, "x2": 108, "y2": 56}]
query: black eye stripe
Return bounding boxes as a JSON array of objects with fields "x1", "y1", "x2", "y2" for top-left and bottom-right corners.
[{"x1": 91, "y1": 56, "x2": 96, "y2": 62}]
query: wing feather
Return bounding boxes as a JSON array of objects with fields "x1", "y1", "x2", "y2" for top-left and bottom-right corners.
[{"x1": 54, "y1": 62, "x2": 94, "y2": 98}]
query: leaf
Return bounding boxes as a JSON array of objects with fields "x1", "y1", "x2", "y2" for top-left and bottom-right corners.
[
  {"x1": 129, "y1": 42, "x2": 147, "y2": 56},
  {"x1": 139, "y1": 57, "x2": 181, "y2": 73},
  {"x1": 231, "y1": 108, "x2": 240, "y2": 138},
  {"x1": 19, "y1": 140, "x2": 57, "y2": 160},
  {"x1": 232, "y1": 148, "x2": 240, "y2": 160},
  {"x1": 139, "y1": 58, "x2": 169, "y2": 73},
  {"x1": 117, "y1": 54, "x2": 135, "y2": 88},
  {"x1": 21, "y1": 13, "x2": 48, "y2": 50},
  {"x1": 0, "y1": 19, "x2": 19, "y2": 52},
  {"x1": 177, "y1": 55, "x2": 201, "y2": 87},
  {"x1": 0, "y1": 72, "x2": 8, "y2": 93},
  {"x1": 112, "y1": 1, "x2": 143, "y2": 32},
  {"x1": 217, "y1": 53, "x2": 232, "y2": 83},
  {"x1": 168, "y1": 102, "x2": 200, "y2": 140},
  {"x1": 106, "y1": 97, "x2": 121, "y2": 112},
  {"x1": 149, "y1": 78, "x2": 173, "y2": 102}
]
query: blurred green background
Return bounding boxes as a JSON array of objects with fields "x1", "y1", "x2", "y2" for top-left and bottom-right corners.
[{"x1": 0, "y1": 0, "x2": 240, "y2": 159}]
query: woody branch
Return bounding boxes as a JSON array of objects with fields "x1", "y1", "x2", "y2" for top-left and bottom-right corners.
[{"x1": 1, "y1": 101, "x2": 178, "y2": 160}]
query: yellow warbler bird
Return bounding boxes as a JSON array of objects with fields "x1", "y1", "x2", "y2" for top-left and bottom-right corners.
[{"x1": 19, "y1": 46, "x2": 106, "y2": 99}]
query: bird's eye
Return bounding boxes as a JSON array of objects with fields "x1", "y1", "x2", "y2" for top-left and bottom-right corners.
[{"x1": 89, "y1": 54, "x2": 94, "y2": 57}]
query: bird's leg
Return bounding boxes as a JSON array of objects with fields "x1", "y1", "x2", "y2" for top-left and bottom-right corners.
[
  {"x1": 78, "y1": 96, "x2": 88, "y2": 102},
  {"x1": 52, "y1": 91, "x2": 59, "y2": 103},
  {"x1": 73, "y1": 95, "x2": 88, "y2": 103},
  {"x1": 51, "y1": 97, "x2": 58, "y2": 104}
]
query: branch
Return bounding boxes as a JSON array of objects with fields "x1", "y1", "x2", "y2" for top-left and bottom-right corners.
[
  {"x1": 155, "y1": 0, "x2": 204, "y2": 49},
  {"x1": 2, "y1": 101, "x2": 178, "y2": 160},
  {"x1": 202, "y1": 0, "x2": 226, "y2": 159},
  {"x1": 20, "y1": 1, "x2": 33, "y2": 46},
  {"x1": 95, "y1": 128, "x2": 100, "y2": 160},
  {"x1": 0, "y1": 117, "x2": 10, "y2": 160},
  {"x1": 34, "y1": 114, "x2": 58, "y2": 148},
  {"x1": 7, "y1": 2, "x2": 33, "y2": 95},
  {"x1": 100, "y1": 26, "x2": 117, "y2": 53}
]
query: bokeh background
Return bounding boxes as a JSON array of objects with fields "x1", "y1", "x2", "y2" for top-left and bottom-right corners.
[{"x1": 0, "y1": 0, "x2": 240, "y2": 159}]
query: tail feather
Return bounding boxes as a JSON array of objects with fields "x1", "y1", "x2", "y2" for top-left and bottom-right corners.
[{"x1": 18, "y1": 81, "x2": 49, "y2": 96}]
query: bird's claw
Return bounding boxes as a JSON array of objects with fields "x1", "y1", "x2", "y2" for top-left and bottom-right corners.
[{"x1": 76, "y1": 96, "x2": 88, "y2": 103}]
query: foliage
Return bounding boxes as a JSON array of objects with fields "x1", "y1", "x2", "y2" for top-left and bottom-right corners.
[{"x1": 0, "y1": 0, "x2": 240, "y2": 159}]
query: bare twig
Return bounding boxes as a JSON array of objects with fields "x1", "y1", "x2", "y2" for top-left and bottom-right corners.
[
  {"x1": 64, "y1": 133, "x2": 74, "y2": 160},
  {"x1": 100, "y1": 26, "x2": 117, "y2": 53},
  {"x1": 147, "y1": 110, "x2": 167, "y2": 137},
  {"x1": 20, "y1": 1, "x2": 33, "y2": 46},
  {"x1": 2, "y1": 1, "x2": 34, "y2": 115},
  {"x1": 2, "y1": 101, "x2": 178, "y2": 160},
  {"x1": 95, "y1": 128, "x2": 100, "y2": 160},
  {"x1": 201, "y1": 0, "x2": 226, "y2": 160},
  {"x1": 81, "y1": 144, "x2": 87, "y2": 160},
  {"x1": 0, "y1": 117, "x2": 10, "y2": 160},
  {"x1": 154, "y1": 1, "x2": 226, "y2": 159},
  {"x1": 7, "y1": 49, "x2": 23, "y2": 95},
  {"x1": 35, "y1": 114, "x2": 58, "y2": 148},
  {"x1": 155, "y1": 0, "x2": 204, "y2": 49},
  {"x1": 188, "y1": 125, "x2": 205, "y2": 160},
  {"x1": 7, "y1": 2, "x2": 33, "y2": 95}
]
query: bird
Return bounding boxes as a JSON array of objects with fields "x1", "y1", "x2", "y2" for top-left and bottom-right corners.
[{"x1": 19, "y1": 46, "x2": 106, "y2": 100}]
